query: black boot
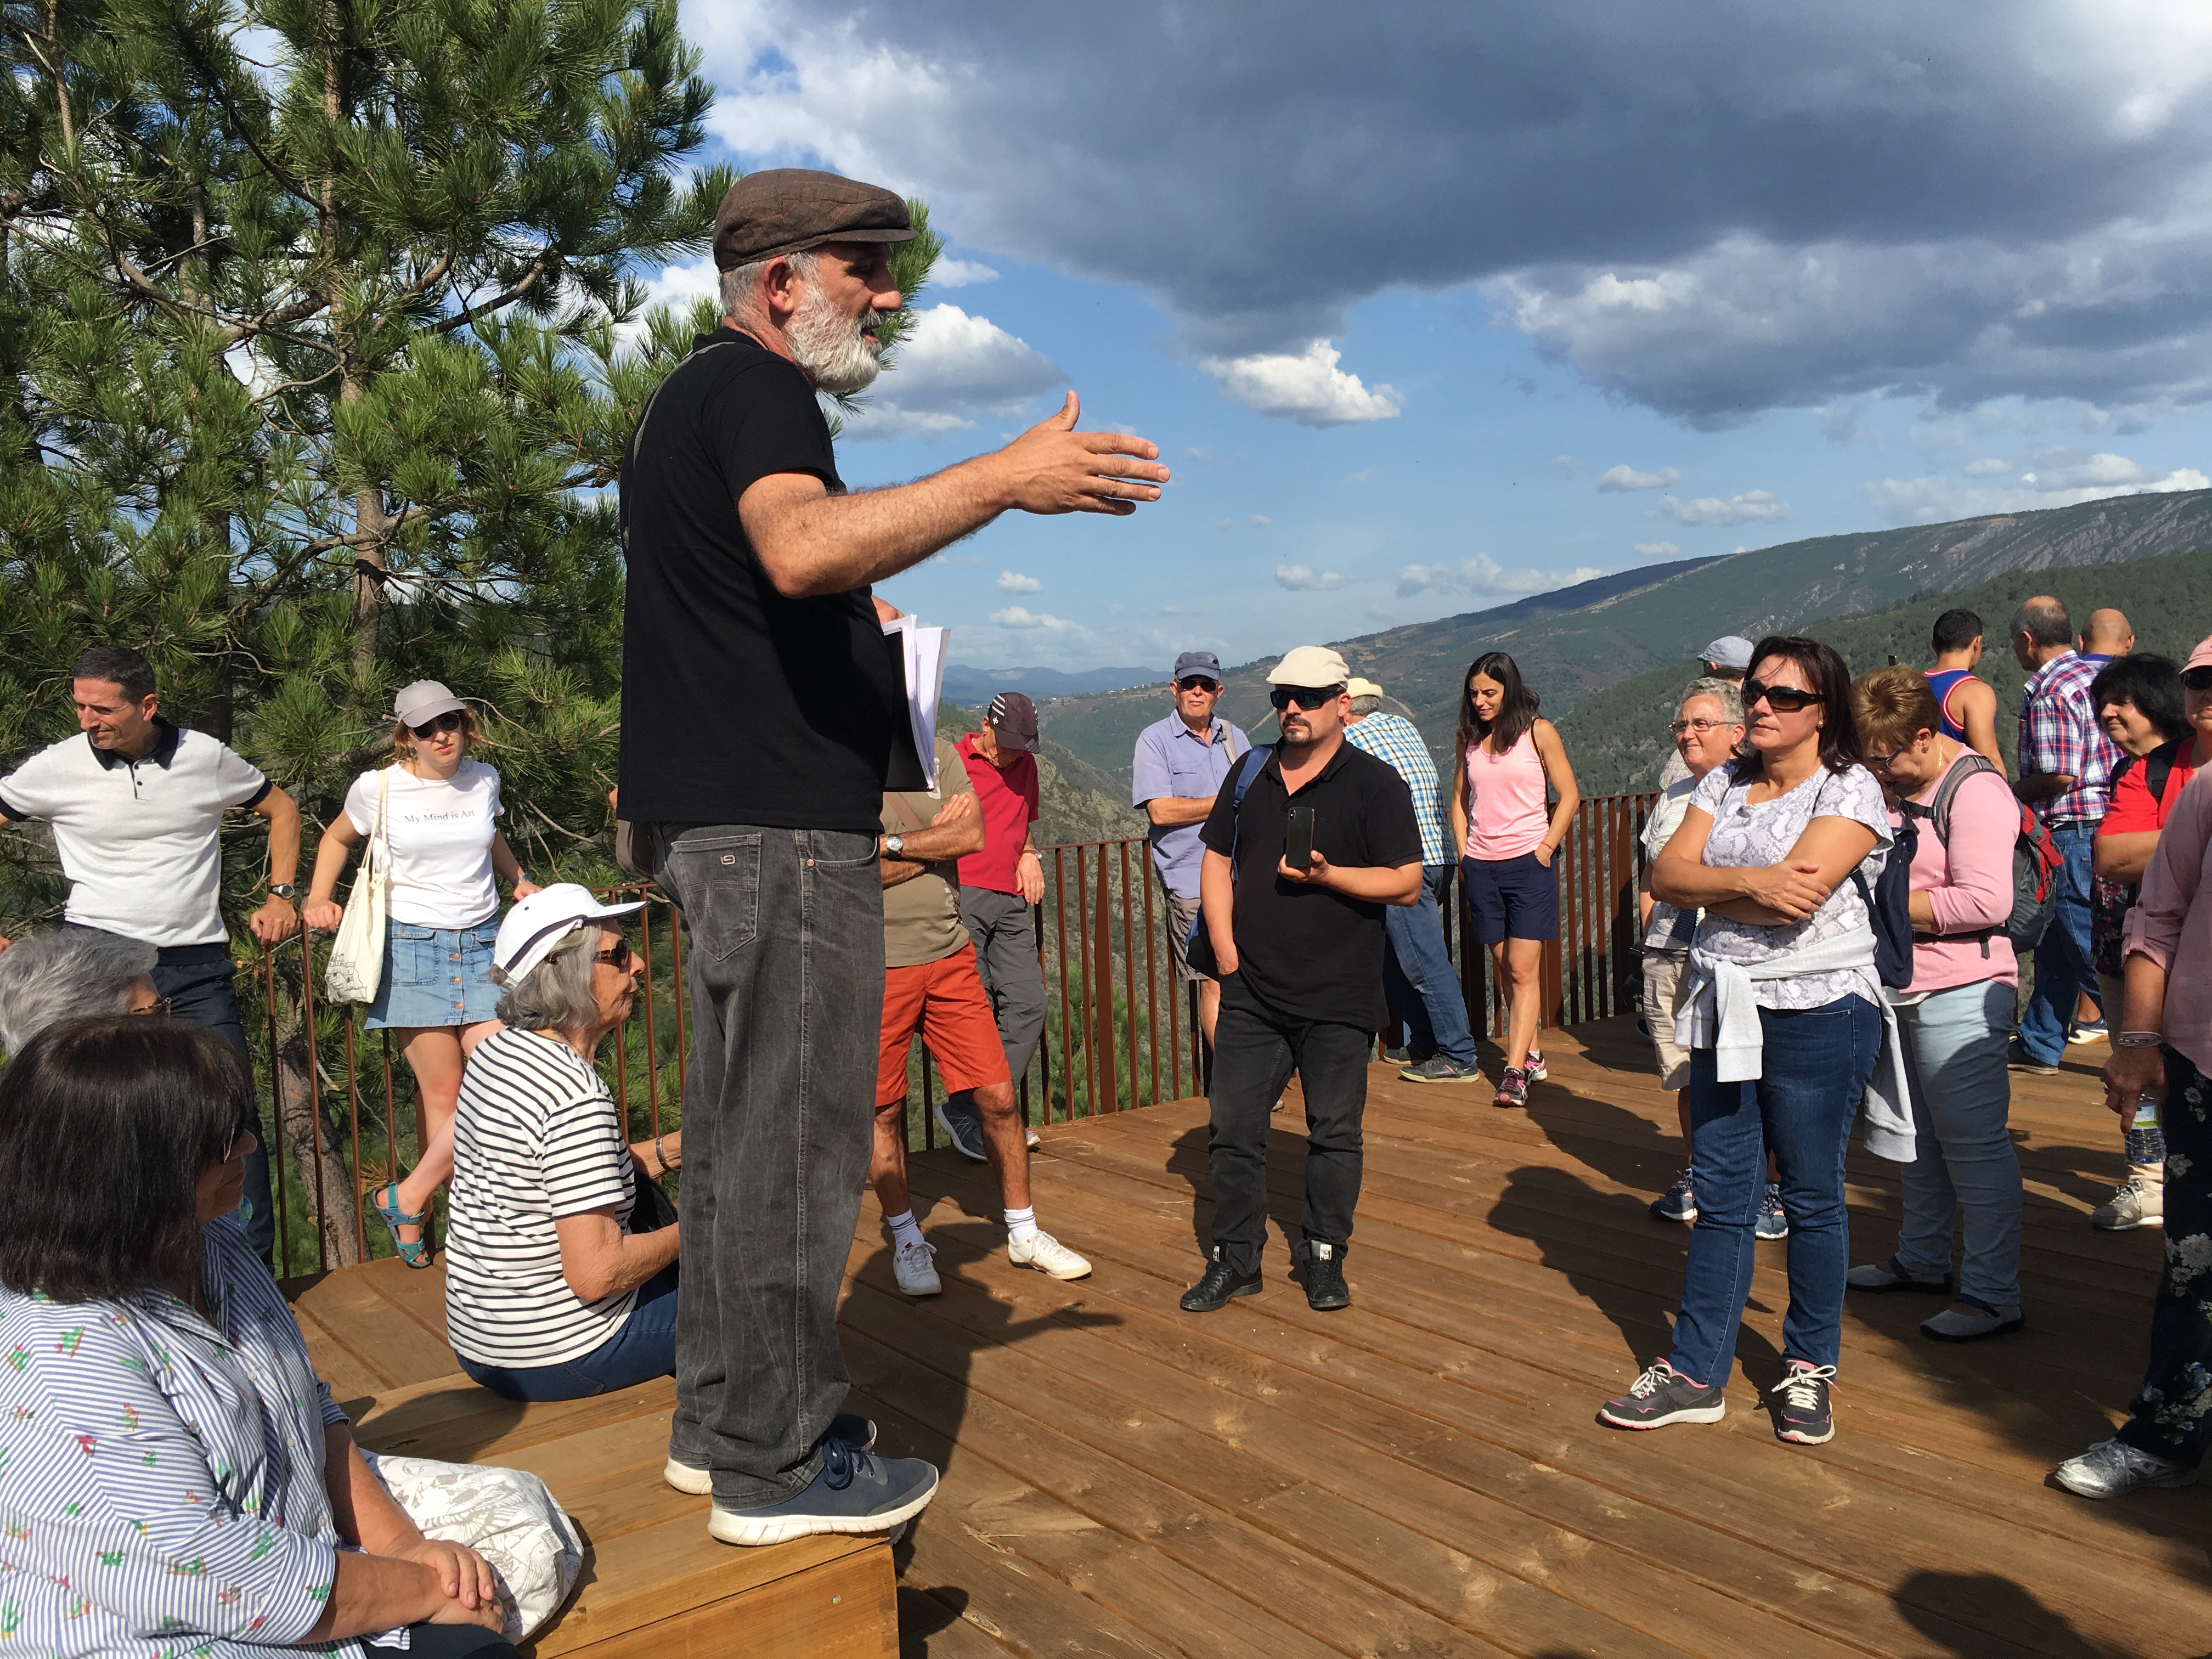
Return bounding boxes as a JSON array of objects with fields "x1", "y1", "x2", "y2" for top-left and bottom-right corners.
[
  {"x1": 1299, "y1": 1239, "x2": 1351, "y2": 1311},
  {"x1": 1181, "y1": 1250, "x2": 1262, "y2": 1312}
]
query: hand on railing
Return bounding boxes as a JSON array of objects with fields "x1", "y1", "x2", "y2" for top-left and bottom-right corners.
[
  {"x1": 248, "y1": 894, "x2": 300, "y2": 945},
  {"x1": 302, "y1": 898, "x2": 344, "y2": 934}
]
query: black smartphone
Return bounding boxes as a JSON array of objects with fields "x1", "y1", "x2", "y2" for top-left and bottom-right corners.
[{"x1": 1285, "y1": 802, "x2": 1316, "y2": 870}]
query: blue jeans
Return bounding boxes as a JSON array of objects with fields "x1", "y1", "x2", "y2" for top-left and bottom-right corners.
[
  {"x1": 1671, "y1": 995, "x2": 1881, "y2": 1386},
  {"x1": 1383, "y1": 865, "x2": 1477, "y2": 1066},
  {"x1": 458, "y1": 1269, "x2": 678, "y2": 1401},
  {"x1": 1892, "y1": 980, "x2": 2023, "y2": 1306},
  {"x1": 2018, "y1": 823, "x2": 2096, "y2": 1064}
]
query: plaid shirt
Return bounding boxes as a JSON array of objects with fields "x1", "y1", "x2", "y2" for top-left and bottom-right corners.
[
  {"x1": 2018, "y1": 650, "x2": 2119, "y2": 823},
  {"x1": 1345, "y1": 711, "x2": 1449, "y2": 865}
]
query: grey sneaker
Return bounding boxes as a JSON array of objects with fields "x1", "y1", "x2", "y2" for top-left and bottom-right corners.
[
  {"x1": 1921, "y1": 1299, "x2": 2024, "y2": 1342},
  {"x1": 2091, "y1": 1177, "x2": 2163, "y2": 1231},
  {"x1": 665, "y1": 1414, "x2": 877, "y2": 1494},
  {"x1": 1399, "y1": 1054, "x2": 1485, "y2": 1085},
  {"x1": 1754, "y1": 1182, "x2": 1788, "y2": 1241},
  {"x1": 707, "y1": 1438, "x2": 939, "y2": 1546},
  {"x1": 933, "y1": 1092, "x2": 989, "y2": 1161},
  {"x1": 2052, "y1": 1438, "x2": 2198, "y2": 1499},
  {"x1": 1598, "y1": 1360, "x2": 1726, "y2": 1429},
  {"x1": 1846, "y1": 1254, "x2": 1954, "y2": 1295}
]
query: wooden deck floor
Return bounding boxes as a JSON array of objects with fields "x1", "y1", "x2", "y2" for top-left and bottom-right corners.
[{"x1": 296, "y1": 1015, "x2": 2212, "y2": 1658}]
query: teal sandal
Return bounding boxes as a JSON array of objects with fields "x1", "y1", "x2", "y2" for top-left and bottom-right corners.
[{"x1": 370, "y1": 1181, "x2": 433, "y2": 1268}]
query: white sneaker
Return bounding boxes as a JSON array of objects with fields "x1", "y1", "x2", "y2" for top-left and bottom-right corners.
[
  {"x1": 2091, "y1": 1177, "x2": 2163, "y2": 1231},
  {"x1": 1008, "y1": 1229, "x2": 1091, "y2": 1280},
  {"x1": 891, "y1": 1235, "x2": 941, "y2": 1296},
  {"x1": 2052, "y1": 1437, "x2": 2198, "y2": 1499}
]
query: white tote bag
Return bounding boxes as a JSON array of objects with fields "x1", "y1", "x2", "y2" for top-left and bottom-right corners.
[
  {"x1": 361, "y1": 1451, "x2": 585, "y2": 1643},
  {"x1": 325, "y1": 768, "x2": 391, "y2": 1004}
]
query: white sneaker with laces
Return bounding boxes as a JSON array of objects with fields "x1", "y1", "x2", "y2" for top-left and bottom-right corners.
[
  {"x1": 2091, "y1": 1177, "x2": 2163, "y2": 1231},
  {"x1": 1008, "y1": 1229, "x2": 1091, "y2": 1280},
  {"x1": 891, "y1": 1236, "x2": 941, "y2": 1296},
  {"x1": 2053, "y1": 1437, "x2": 2198, "y2": 1499}
]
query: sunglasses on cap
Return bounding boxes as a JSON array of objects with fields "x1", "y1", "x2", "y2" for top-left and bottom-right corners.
[
  {"x1": 1741, "y1": 678, "x2": 1825, "y2": 714},
  {"x1": 1268, "y1": 685, "x2": 1340, "y2": 712},
  {"x1": 1176, "y1": 675, "x2": 1220, "y2": 692},
  {"x1": 409, "y1": 709, "x2": 465, "y2": 739},
  {"x1": 2184, "y1": 667, "x2": 2212, "y2": 693}
]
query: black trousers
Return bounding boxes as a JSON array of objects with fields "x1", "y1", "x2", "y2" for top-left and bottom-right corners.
[{"x1": 1205, "y1": 974, "x2": 1370, "y2": 1277}]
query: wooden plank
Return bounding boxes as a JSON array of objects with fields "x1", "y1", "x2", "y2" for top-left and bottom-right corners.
[
  {"x1": 534, "y1": 1542, "x2": 895, "y2": 1659},
  {"x1": 286, "y1": 1261, "x2": 458, "y2": 1387}
]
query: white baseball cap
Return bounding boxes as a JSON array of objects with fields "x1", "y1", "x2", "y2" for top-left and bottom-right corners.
[
  {"x1": 1266, "y1": 645, "x2": 1351, "y2": 688},
  {"x1": 492, "y1": 883, "x2": 646, "y2": 985},
  {"x1": 394, "y1": 679, "x2": 466, "y2": 727}
]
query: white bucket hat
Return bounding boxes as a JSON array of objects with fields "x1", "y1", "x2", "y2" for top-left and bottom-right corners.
[{"x1": 492, "y1": 883, "x2": 646, "y2": 985}]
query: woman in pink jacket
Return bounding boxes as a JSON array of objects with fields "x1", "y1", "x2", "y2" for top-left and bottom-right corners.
[{"x1": 1843, "y1": 668, "x2": 2025, "y2": 1341}]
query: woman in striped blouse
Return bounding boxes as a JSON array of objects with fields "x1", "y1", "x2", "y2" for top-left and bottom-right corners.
[{"x1": 0, "y1": 1017, "x2": 511, "y2": 1659}]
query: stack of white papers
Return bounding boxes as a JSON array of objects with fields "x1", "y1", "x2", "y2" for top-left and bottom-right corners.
[{"x1": 881, "y1": 614, "x2": 949, "y2": 789}]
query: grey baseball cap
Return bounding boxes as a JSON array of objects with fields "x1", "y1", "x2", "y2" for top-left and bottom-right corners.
[
  {"x1": 1698, "y1": 635, "x2": 1754, "y2": 672},
  {"x1": 1172, "y1": 651, "x2": 1223, "y2": 684}
]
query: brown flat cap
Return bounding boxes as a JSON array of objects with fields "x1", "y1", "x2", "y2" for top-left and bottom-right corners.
[{"x1": 713, "y1": 168, "x2": 916, "y2": 269}]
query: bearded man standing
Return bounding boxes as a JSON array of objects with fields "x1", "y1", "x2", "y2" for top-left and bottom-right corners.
[{"x1": 617, "y1": 170, "x2": 1167, "y2": 1547}]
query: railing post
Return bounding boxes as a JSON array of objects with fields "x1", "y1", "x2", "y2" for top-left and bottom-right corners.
[
  {"x1": 1052, "y1": 848, "x2": 1074, "y2": 1122},
  {"x1": 1090, "y1": 845, "x2": 1118, "y2": 1112}
]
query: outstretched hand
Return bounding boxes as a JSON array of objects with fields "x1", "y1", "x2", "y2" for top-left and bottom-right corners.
[{"x1": 994, "y1": 393, "x2": 1169, "y2": 517}]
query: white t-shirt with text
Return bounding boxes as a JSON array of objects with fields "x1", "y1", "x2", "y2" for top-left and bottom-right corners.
[{"x1": 344, "y1": 760, "x2": 503, "y2": 928}]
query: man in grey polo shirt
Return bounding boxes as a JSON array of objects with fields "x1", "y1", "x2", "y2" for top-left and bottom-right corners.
[
  {"x1": 1133, "y1": 650, "x2": 1251, "y2": 1047},
  {"x1": 0, "y1": 645, "x2": 302, "y2": 1263}
]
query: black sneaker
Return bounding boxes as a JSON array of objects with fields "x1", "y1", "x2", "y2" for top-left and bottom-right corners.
[
  {"x1": 1399, "y1": 1054, "x2": 1484, "y2": 1085},
  {"x1": 933, "y1": 1091, "x2": 989, "y2": 1161},
  {"x1": 1598, "y1": 1359, "x2": 1726, "y2": 1429},
  {"x1": 1181, "y1": 1251, "x2": 1262, "y2": 1312},
  {"x1": 1649, "y1": 1168, "x2": 1697, "y2": 1224},
  {"x1": 2005, "y1": 1041, "x2": 2059, "y2": 1076},
  {"x1": 1492, "y1": 1066, "x2": 1530, "y2": 1109},
  {"x1": 1383, "y1": 1045, "x2": 1412, "y2": 1064},
  {"x1": 706, "y1": 1438, "x2": 938, "y2": 1547},
  {"x1": 1769, "y1": 1361, "x2": 1836, "y2": 1444},
  {"x1": 1299, "y1": 1240, "x2": 1351, "y2": 1311}
]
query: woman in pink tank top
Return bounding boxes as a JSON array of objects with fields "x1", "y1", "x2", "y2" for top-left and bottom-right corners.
[{"x1": 1448, "y1": 652, "x2": 1581, "y2": 1107}]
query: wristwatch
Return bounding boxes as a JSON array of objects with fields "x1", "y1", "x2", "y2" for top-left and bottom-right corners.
[
  {"x1": 268, "y1": 883, "x2": 296, "y2": 900},
  {"x1": 884, "y1": 834, "x2": 906, "y2": 857}
]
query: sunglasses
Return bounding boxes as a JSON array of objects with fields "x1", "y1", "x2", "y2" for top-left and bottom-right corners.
[
  {"x1": 2184, "y1": 668, "x2": 2212, "y2": 693},
  {"x1": 409, "y1": 710, "x2": 466, "y2": 739},
  {"x1": 1741, "y1": 678, "x2": 1825, "y2": 714},
  {"x1": 1175, "y1": 676, "x2": 1220, "y2": 693},
  {"x1": 1268, "y1": 685, "x2": 1340, "y2": 712},
  {"x1": 594, "y1": 935, "x2": 634, "y2": 971}
]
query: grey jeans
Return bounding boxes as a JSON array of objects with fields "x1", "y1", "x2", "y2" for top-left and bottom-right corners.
[
  {"x1": 958, "y1": 886, "x2": 1046, "y2": 1084},
  {"x1": 1891, "y1": 978, "x2": 2024, "y2": 1307},
  {"x1": 652, "y1": 823, "x2": 883, "y2": 1508}
]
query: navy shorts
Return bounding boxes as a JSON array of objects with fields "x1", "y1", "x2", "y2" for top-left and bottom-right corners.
[{"x1": 1462, "y1": 853, "x2": 1559, "y2": 945}]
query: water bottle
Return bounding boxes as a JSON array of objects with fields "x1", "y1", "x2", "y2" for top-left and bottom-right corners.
[{"x1": 2124, "y1": 1094, "x2": 2165, "y2": 1168}]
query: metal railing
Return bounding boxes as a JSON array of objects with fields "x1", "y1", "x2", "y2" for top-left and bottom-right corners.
[{"x1": 251, "y1": 792, "x2": 1657, "y2": 1276}]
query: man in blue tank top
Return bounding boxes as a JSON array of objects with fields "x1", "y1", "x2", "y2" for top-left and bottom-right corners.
[{"x1": 1923, "y1": 607, "x2": 2007, "y2": 776}]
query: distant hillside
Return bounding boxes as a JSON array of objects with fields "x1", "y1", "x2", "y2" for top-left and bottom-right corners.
[
  {"x1": 1559, "y1": 548, "x2": 2212, "y2": 794},
  {"x1": 941, "y1": 663, "x2": 1163, "y2": 707},
  {"x1": 1041, "y1": 490, "x2": 2212, "y2": 786}
]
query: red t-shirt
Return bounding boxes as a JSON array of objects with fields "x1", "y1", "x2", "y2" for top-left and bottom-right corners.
[
  {"x1": 955, "y1": 732, "x2": 1040, "y2": 895},
  {"x1": 2101, "y1": 743, "x2": 2198, "y2": 836}
]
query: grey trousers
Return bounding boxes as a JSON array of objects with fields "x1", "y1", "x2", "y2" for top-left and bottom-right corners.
[
  {"x1": 958, "y1": 886, "x2": 1047, "y2": 1084},
  {"x1": 653, "y1": 823, "x2": 882, "y2": 1508}
]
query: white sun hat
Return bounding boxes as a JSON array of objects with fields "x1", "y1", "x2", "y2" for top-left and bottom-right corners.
[{"x1": 492, "y1": 883, "x2": 646, "y2": 985}]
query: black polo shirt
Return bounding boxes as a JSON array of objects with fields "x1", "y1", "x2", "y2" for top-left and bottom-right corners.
[
  {"x1": 617, "y1": 327, "x2": 905, "y2": 834},
  {"x1": 1199, "y1": 739, "x2": 1422, "y2": 1028}
]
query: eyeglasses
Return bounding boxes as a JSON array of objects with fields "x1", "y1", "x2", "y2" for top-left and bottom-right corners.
[
  {"x1": 1268, "y1": 685, "x2": 1340, "y2": 712},
  {"x1": 594, "y1": 935, "x2": 634, "y2": 971},
  {"x1": 1669, "y1": 718, "x2": 1735, "y2": 737},
  {"x1": 1865, "y1": 746, "x2": 1907, "y2": 772},
  {"x1": 129, "y1": 996, "x2": 173, "y2": 1017},
  {"x1": 1741, "y1": 679, "x2": 1825, "y2": 714},
  {"x1": 409, "y1": 710, "x2": 466, "y2": 739},
  {"x1": 2184, "y1": 668, "x2": 2212, "y2": 693},
  {"x1": 1175, "y1": 676, "x2": 1220, "y2": 693}
]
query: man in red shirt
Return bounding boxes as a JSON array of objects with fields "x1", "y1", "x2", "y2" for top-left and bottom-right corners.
[{"x1": 938, "y1": 693, "x2": 1049, "y2": 1159}]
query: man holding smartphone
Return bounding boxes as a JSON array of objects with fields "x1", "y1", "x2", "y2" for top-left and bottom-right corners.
[{"x1": 1182, "y1": 645, "x2": 1424, "y2": 1315}]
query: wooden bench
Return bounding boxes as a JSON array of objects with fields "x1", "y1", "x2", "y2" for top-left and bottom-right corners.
[{"x1": 285, "y1": 1259, "x2": 897, "y2": 1659}]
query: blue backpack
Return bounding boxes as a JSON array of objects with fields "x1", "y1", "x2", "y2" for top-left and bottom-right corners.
[{"x1": 1181, "y1": 743, "x2": 1273, "y2": 978}]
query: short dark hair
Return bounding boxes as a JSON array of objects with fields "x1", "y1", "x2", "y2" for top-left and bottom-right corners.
[
  {"x1": 2091, "y1": 653, "x2": 2190, "y2": 746},
  {"x1": 1931, "y1": 608, "x2": 1982, "y2": 654},
  {"x1": 71, "y1": 645, "x2": 156, "y2": 703},
  {"x1": 1734, "y1": 635, "x2": 1864, "y2": 781},
  {"x1": 0, "y1": 1018, "x2": 248, "y2": 1301},
  {"x1": 2010, "y1": 598, "x2": 2072, "y2": 650}
]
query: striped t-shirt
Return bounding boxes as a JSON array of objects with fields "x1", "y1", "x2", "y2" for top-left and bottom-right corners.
[{"x1": 445, "y1": 1025, "x2": 639, "y2": 1367}]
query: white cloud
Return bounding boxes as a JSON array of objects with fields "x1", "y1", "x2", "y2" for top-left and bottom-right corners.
[
  {"x1": 839, "y1": 303, "x2": 1064, "y2": 441},
  {"x1": 1249, "y1": 514, "x2": 1274, "y2": 527},
  {"x1": 1963, "y1": 456, "x2": 2015, "y2": 477},
  {"x1": 995, "y1": 571, "x2": 1042, "y2": 594},
  {"x1": 1861, "y1": 454, "x2": 2212, "y2": 525},
  {"x1": 988, "y1": 606, "x2": 1079, "y2": 631},
  {"x1": 1597, "y1": 464, "x2": 1683, "y2": 493},
  {"x1": 1275, "y1": 564, "x2": 1350, "y2": 591},
  {"x1": 1198, "y1": 341, "x2": 1403, "y2": 427},
  {"x1": 1632, "y1": 540, "x2": 1682, "y2": 557},
  {"x1": 1395, "y1": 555, "x2": 1607, "y2": 600},
  {"x1": 1654, "y1": 489, "x2": 1790, "y2": 527},
  {"x1": 928, "y1": 256, "x2": 1000, "y2": 288}
]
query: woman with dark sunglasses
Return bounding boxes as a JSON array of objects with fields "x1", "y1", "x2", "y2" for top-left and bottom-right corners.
[
  {"x1": 1599, "y1": 636, "x2": 1894, "y2": 1448},
  {"x1": 302, "y1": 681, "x2": 541, "y2": 1267},
  {"x1": 1448, "y1": 652, "x2": 1579, "y2": 1108}
]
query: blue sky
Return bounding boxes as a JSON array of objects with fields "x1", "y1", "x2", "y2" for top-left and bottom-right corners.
[{"x1": 654, "y1": 1, "x2": 2212, "y2": 672}]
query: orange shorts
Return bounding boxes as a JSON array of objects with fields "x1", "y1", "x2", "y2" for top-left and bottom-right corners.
[{"x1": 876, "y1": 951, "x2": 1012, "y2": 1108}]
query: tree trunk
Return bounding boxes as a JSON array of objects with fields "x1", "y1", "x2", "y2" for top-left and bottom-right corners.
[{"x1": 266, "y1": 966, "x2": 363, "y2": 1269}]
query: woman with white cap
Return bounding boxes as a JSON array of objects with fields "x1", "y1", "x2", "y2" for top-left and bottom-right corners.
[{"x1": 302, "y1": 681, "x2": 540, "y2": 1266}]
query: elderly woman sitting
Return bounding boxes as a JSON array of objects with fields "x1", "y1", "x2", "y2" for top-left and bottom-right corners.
[
  {"x1": 0, "y1": 1016, "x2": 515, "y2": 1659},
  {"x1": 0, "y1": 928, "x2": 161, "y2": 1051}
]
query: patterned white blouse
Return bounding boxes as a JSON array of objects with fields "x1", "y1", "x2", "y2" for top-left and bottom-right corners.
[{"x1": 0, "y1": 1219, "x2": 402, "y2": 1659}]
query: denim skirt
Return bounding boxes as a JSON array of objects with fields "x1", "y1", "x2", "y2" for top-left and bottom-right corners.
[{"x1": 364, "y1": 915, "x2": 503, "y2": 1030}]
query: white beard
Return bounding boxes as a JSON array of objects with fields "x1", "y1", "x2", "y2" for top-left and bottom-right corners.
[{"x1": 788, "y1": 287, "x2": 886, "y2": 393}]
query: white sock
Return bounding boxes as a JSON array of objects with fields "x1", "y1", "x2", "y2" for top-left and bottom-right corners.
[
  {"x1": 885, "y1": 1209, "x2": 925, "y2": 1250},
  {"x1": 1004, "y1": 1205, "x2": 1039, "y2": 1245}
]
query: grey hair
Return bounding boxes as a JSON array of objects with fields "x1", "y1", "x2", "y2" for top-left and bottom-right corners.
[
  {"x1": 0, "y1": 930, "x2": 159, "y2": 1053},
  {"x1": 2010, "y1": 597, "x2": 2072, "y2": 648},
  {"x1": 492, "y1": 925, "x2": 602, "y2": 1035},
  {"x1": 1347, "y1": 693, "x2": 1383, "y2": 716},
  {"x1": 718, "y1": 247, "x2": 820, "y2": 319},
  {"x1": 1680, "y1": 677, "x2": 1745, "y2": 724}
]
